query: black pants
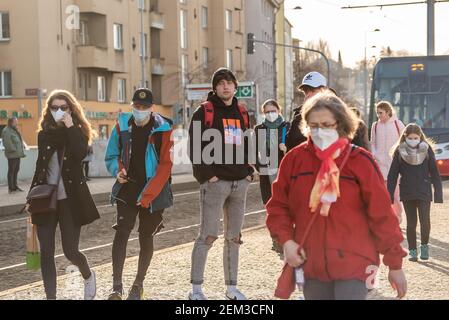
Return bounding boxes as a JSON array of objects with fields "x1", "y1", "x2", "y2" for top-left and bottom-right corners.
[
  {"x1": 7, "y1": 158, "x2": 20, "y2": 191},
  {"x1": 403, "y1": 200, "x2": 431, "y2": 250},
  {"x1": 112, "y1": 201, "x2": 164, "y2": 289},
  {"x1": 259, "y1": 174, "x2": 273, "y2": 205},
  {"x1": 36, "y1": 200, "x2": 91, "y2": 300}
]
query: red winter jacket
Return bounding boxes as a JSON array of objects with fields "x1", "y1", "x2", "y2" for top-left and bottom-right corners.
[{"x1": 266, "y1": 140, "x2": 406, "y2": 299}]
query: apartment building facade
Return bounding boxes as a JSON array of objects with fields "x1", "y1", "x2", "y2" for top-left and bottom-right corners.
[
  {"x1": 0, "y1": 0, "x2": 248, "y2": 144},
  {"x1": 245, "y1": 0, "x2": 279, "y2": 122}
]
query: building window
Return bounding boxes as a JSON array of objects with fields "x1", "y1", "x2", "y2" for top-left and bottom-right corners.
[
  {"x1": 180, "y1": 10, "x2": 187, "y2": 49},
  {"x1": 0, "y1": 12, "x2": 10, "y2": 40},
  {"x1": 181, "y1": 54, "x2": 188, "y2": 88},
  {"x1": 202, "y1": 47, "x2": 209, "y2": 68},
  {"x1": 113, "y1": 24, "x2": 123, "y2": 50},
  {"x1": 226, "y1": 50, "x2": 233, "y2": 70},
  {"x1": 99, "y1": 125, "x2": 109, "y2": 140},
  {"x1": 97, "y1": 76, "x2": 106, "y2": 102},
  {"x1": 201, "y1": 6, "x2": 208, "y2": 28},
  {"x1": 140, "y1": 33, "x2": 147, "y2": 57},
  {"x1": 118, "y1": 79, "x2": 126, "y2": 103},
  {"x1": 0, "y1": 71, "x2": 12, "y2": 97},
  {"x1": 225, "y1": 10, "x2": 232, "y2": 31},
  {"x1": 138, "y1": 0, "x2": 145, "y2": 10}
]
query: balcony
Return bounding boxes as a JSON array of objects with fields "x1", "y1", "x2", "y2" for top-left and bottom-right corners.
[
  {"x1": 76, "y1": 0, "x2": 109, "y2": 14},
  {"x1": 76, "y1": 46, "x2": 109, "y2": 70},
  {"x1": 150, "y1": 11, "x2": 165, "y2": 29},
  {"x1": 151, "y1": 57, "x2": 165, "y2": 75}
]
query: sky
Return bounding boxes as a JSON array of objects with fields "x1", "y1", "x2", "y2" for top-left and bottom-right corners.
[{"x1": 284, "y1": 0, "x2": 449, "y2": 68}]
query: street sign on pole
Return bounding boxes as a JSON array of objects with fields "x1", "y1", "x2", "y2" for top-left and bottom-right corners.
[{"x1": 186, "y1": 82, "x2": 254, "y2": 101}]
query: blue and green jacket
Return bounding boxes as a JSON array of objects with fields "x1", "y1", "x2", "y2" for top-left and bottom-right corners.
[{"x1": 105, "y1": 112, "x2": 174, "y2": 213}]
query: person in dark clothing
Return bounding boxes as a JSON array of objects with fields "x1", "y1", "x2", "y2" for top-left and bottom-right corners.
[
  {"x1": 254, "y1": 99, "x2": 290, "y2": 204},
  {"x1": 286, "y1": 72, "x2": 332, "y2": 152},
  {"x1": 105, "y1": 88, "x2": 173, "y2": 300},
  {"x1": 28, "y1": 90, "x2": 100, "y2": 300},
  {"x1": 188, "y1": 68, "x2": 254, "y2": 300},
  {"x1": 254, "y1": 99, "x2": 290, "y2": 259},
  {"x1": 388, "y1": 123, "x2": 443, "y2": 262},
  {"x1": 1, "y1": 117, "x2": 26, "y2": 193},
  {"x1": 350, "y1": 108, "x2": 370, "y2": 151}
]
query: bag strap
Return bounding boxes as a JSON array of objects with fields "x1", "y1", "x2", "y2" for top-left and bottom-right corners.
[
  {"x1": 202, "y1": 101, "x2": 214, "y2": 128},
  {"x1": 394, "y1": 120, "x2": 400, "y2": 136},
  {"x1": 298, "y1": 144, "x2": 353, "y2": 249}
]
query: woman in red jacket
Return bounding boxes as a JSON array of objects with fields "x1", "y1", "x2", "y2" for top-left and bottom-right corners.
[{"x1": 266, "y1": 91, "x2": 407, "y2": 300}]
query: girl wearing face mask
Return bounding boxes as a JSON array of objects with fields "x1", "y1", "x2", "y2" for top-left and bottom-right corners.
[
  {"x1": 266, "y1": 91, "x2": 407, "y2": 300},
  {"x1": 254, "y1": 100, "x2": 290, "y2": 204},
  {"x1": 387, "y1": 124, "x2": 443, "y2": 262},
  {"x1": 27, "y1": 90, "x2": 99, "y2": 300},
  {"x1": 371, "y1": 101, "x2": 405, "y2": 223},
  {"x1": 254, "y1": 100, "x2": 290, "y2": 257}
]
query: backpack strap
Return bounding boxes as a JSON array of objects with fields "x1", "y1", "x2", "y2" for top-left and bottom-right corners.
[
  {"x1": 394, "y1": 120, "x2": 400, "y2": 136},
  {"x1": 201, "y1": 101, "x2": 214, "y2": 128},
  {"x1": 237, "y1": 103, "x2": 250, "y2": 129},
  {"x1": 202, "y1": 101, "x2": 250, "y2": 129}
]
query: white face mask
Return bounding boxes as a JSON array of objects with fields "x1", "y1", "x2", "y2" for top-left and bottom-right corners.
[
  {"x1": 132, "y1": 108, "x2": 151, "y2": 126},
  {"x1": 406, "y1": 138, "x2": 420, "y2": 148},
  {"x1": 265, "y1": 112, "x2": 279, "y2": 123},
  {"x1": 51, "y1": 108, "x2": 66, "y2": 122},
  {"x1": 310, "y1": 128, "x2": 339, "y2": 150}
]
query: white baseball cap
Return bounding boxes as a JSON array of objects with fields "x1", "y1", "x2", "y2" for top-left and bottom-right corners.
[{"x1": 299, "y1": 71, "x2": 327, "y2": 89}]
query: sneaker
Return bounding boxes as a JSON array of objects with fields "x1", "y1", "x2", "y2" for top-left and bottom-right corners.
[
  {"x1": 127, "y1": 284, "x2": 144, "y2": 300},
  {"x1": 188, "y1": 290, "x2": 208, "y2": 300},
  {"x1": 225, "y1": 288, "x2": 247, "y2": 300},
  {"x1": 107, "y1": 289, "x2": 123, "y2": 300},
  {"x1": 84, "y1": 271, "x2": 96, "y2": 300},
  {"x1": 15, "y1": 186, "x2": 24, "y2": 192},
  {"x1": 420, "y1": 244, "x2": 429, "y2": 260},
  {"x1": 408, "y1": 249, "x2": 418, "y2": 262}
]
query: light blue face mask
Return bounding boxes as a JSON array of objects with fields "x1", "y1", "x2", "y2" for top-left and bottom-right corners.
[{"x1": 132, "y1": 108, "x2": 151, "y2": 125}]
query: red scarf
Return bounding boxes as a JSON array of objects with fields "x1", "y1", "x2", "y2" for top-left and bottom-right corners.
[{"x1": 309, "y1": 138, "x2": 349, "y2": 216}]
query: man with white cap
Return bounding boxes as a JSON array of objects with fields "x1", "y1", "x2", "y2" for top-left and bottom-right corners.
[{"x1": 286, "y1": 71, "x2": 335, "y2": 151}]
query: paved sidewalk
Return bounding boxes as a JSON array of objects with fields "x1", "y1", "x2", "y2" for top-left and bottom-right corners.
[{"x1": 0, "y1": 174, "x2": 198, "y2": 217}]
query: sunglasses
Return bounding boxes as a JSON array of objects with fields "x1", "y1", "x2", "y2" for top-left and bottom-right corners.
[{"x1": 50, "y1": 104, "x2": 70, "y2": 112}]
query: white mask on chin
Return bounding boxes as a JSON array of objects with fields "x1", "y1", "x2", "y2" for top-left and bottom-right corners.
[{"x1": 310, "y1": 128, "x2": 339, "y2": 150}]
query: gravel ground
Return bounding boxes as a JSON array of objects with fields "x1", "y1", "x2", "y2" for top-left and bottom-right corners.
[{"x1": 1, "y1": 183, "x2": 448, "y2": 300}]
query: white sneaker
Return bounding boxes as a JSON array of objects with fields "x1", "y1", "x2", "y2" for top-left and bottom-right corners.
[
  {"x1": 84, "y1": 270, "x2": 96, "y2": 300},
  {"x1": 225, "y1": 288, "x2": 247, "y2": 300},
  {"x1": 188, "y1": 290, "x2": 208, "y2": 300}
]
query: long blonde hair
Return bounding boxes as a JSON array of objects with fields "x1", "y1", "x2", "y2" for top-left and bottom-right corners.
[
  {"x1": 38, "y1": 90, "x2": 97, "y2": 144},
  {"x1": 390, "y1": 123, "x2": 435, "y2": 156}
]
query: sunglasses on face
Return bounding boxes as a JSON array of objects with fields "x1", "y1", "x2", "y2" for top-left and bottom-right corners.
[{"x1": 50, "y1": 104, "x2": 70, "y2": 112}]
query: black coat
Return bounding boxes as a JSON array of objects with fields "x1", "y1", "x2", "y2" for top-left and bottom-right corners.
[
  {"x1": 254, "y1": 121, "x2": 290, "y2": 172},
  {"x1": 285, "y1": 106, "x2": 307, "y2": 152},
  {"x1": 387, "y1": 147, "x2": 443, "y2": 203},
  {"x1": 29, "y1": 126, "x2": 100, "y2": 226}
]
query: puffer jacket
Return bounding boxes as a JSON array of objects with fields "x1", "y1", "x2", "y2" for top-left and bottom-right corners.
[{"x1": 370, "y1": 116, "x2": 405, "y2": 179}]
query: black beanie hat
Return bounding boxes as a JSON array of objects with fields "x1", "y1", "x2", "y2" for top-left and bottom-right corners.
[{"x1": 212, "y1": 68, "x2": 238, "y2": 91}]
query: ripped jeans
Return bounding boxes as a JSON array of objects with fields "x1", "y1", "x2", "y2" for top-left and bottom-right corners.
[{"x1": 190, "y1": 178, "x2": 250, "y2": 286}]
